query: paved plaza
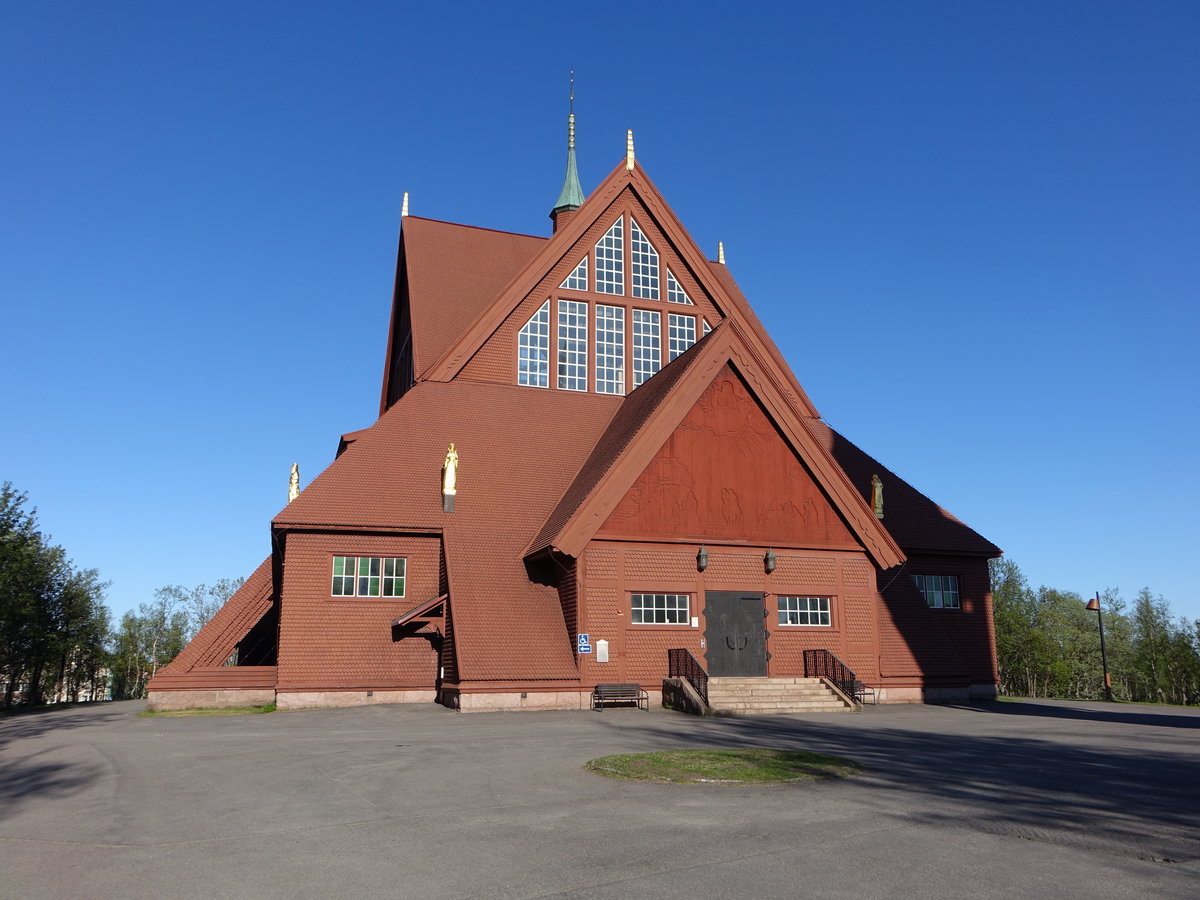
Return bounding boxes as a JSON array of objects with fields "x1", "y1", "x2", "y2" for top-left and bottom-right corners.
[{"x1": 1, "y1": 697, "x2": 1197, "y2": 898}]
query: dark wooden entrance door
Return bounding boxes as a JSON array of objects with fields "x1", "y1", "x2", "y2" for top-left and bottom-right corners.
[{"x1": 703, "y1": 591, "x2": 767, "y2": 677}]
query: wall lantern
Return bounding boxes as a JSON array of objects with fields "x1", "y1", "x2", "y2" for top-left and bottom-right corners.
[
  {"x1": 764, "y1": 549, "x2": 777, "y2": 574},
  {"x1": 696, "y1": 546, "x2": 709, "y2": 572}
]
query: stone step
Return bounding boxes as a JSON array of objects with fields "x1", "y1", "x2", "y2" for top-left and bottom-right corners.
[
  {"x1": 709, "y1": 677, "x2": 825, "y2": 686},
  {"x1": 705, "y1": 700, "x2": 840, "y2": 710},
  {"x1": 707, "y1": 684, "x2": 835, "y2": 694},
  {"x1": 712, "y1": 702, "x2": 850, "y2": 714},
  {"x1": 705, "y1": 691, "x2": 830, "y2": 696},
  {"x1": 702, "y1": 675, "x2": 854, "y2": 714}
]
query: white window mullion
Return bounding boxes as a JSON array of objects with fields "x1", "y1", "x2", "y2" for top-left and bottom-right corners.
[
  {"x1": 557, "y1": 300, "x2": 588, "y2": 391},
  {"x1": 666, "y1": 269, "x2": 694, "y2": 305},
  {"x1": 595, "y1": 304, "x2": 625, "y2": 395},
  {"x1": 630, "y1": 218, "x2": 660, "y2": 300},
  {"x1": 595, "y1": 220, "x2": 624, "y2": 295},
  {"x1": 668, "y1": 313, "x2": 696, "y2": 361},
  {"x1": 561, "y1": 257, "x2": 588, "y2": 291},
  {"x1": 517, "y1": 301, "x2": 551, "y2": 387},
  {"x1": 632, "y1": 308, "x2": 661, "y2": 387}
]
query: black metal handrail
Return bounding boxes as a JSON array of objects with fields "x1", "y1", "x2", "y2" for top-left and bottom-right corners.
[
  {"x1": 667, "y1": 648, "x2": 709, "y2": 706},
  {"x1": 803, "y1": 649, "x2": 860, "y2": 705}
]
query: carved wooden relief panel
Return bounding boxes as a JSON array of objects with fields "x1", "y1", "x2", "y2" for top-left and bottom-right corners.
[{"x1": 599, "y1": 365, "x2": 858, "y2": 547}]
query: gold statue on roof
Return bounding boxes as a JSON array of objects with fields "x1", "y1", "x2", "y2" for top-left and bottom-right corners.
[
  {"x1": 871, "y1": 474, "x2": 884, "y2": 519},
  {"x1": 442, "y1": 444, "x2": 459, "y2": 513},
  {"x1": 288, "y1": 463, "x2": 300, "y2": 503},
  {"x1": 443, "y1": 444, "x2": 459, "y2": 496}
]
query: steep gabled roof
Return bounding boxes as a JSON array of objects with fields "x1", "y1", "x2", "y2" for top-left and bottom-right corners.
[
  {"x1": 805, "y1": 421, "x2": 1002, "y2": 557},
  {"x1": 150, "y1": 556, "x2": 274, "y2": 677},
  {"x1": 400, "y1": 217, "x2": 546, "y2": 379},
  {"x1": 528, "y1": 321, "x2": 905, "y2": 569},
  {"x1": 274, "y1": 379, "x2": 622, "y2": 683},
  {"x1": 276, "y1": 380, "x2": 620, "y2": 533},
  {"x1": 421, "y1": 159, "x2": 821, "y2": 422}
]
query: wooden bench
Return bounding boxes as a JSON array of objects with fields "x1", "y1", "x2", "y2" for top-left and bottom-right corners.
[
  {"x1": 853, "y1": 680, "x2": 878, "y2": 705},
  {"x1": 591, "y1": 683, "x2": 648, "y2": 711}
]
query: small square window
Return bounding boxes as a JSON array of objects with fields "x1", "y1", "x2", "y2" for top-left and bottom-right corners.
[
  {"x1": 777, "y1": 596, "x2": 831, "y2": 626},
  {"x1": 631, "y1": 593, "x2": 690, "y2": 625},
  {"x1": 913, "y1": 574, "x2": 960, "y2": 609},
  {"x1": 331, "y1": 556, "x2": 406, "y2": 599}
]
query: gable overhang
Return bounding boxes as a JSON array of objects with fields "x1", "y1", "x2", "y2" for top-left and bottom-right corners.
[
  {"x1": 378, "y1": 224, "x2": 409, "y2": 415},
  {"x1": 391, "y1": 593, "x2": 447, "y2": 628},
  {"x1": 420, "y1": 158, "x2": 820, "y2": 421},
  {"x1": 530, "y1": 321, "x2": 905, "y2": 570}
]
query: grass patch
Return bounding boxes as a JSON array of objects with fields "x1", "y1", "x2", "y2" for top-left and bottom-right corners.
[
  {"x1": 140, "y1": 702, "x2": 276, "y2": 718},
  {"x1": 584, "y1": 748, "x2": 861, "y2": 784}
]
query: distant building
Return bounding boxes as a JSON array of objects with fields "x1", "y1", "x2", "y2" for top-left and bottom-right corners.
[{"x1": 149, "y1": 117, "x2": 1000, "y2": 712}]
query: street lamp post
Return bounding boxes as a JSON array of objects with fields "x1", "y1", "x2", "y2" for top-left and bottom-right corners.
[{"x1": 1085, "y1": 592, "x2": 1114, "y2": 702}]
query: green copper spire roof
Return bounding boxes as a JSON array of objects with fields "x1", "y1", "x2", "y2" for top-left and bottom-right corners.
[{"x1": 551, "y1": 73, "x2": 585, "y2": 216}]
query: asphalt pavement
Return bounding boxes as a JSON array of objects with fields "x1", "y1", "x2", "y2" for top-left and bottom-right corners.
[{"x1": 1, "y1": 697, "x2": 1197, "y2": 898}]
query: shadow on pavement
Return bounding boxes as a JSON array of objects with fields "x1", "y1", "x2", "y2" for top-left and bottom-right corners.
[
  {"x1": 0, "y1": 703, "x2": 133, "y2": 817},
  {"x1": 0, "y1": 753, "x2": 104, "y2": 818},
  {"x1": 0, "y1": 702, "x2": 131, "y2": 750},
  {"x1": 604, "y1": 705, "x2": 1200, "y2": 864},
  {"x1": 946, "y1": 699, "x2": 1200, "y2": 730}
]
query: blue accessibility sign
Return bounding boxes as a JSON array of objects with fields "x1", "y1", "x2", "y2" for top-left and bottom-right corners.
[{"x1": 577, "y1": 633, "x2": 592, "y2": 654}]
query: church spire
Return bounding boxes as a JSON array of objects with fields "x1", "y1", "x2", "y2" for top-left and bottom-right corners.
[{"x1": 550, "y1": 71, "x2": 584, "y2": 228}]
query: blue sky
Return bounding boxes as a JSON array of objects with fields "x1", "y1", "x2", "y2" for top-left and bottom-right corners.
[{"x1": 3, "y1": 2, "x2": 1198, "y2": 625}]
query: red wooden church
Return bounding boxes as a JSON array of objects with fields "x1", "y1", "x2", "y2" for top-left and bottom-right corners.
[{"x1": 149, "y1": 115, "x2": 1001, "y2": 712}]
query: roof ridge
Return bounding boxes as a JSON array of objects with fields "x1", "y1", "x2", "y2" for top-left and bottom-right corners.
[
  {"x1": 403, "y1": 215, "x2": 547, "y2": 241},
  {"x1": 805, "y1": 419, "x2": 1001, "y2": 556}
]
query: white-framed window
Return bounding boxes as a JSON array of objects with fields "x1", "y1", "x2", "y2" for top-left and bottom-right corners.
[
  {"x1": 595, "y1": 220, "x2": 624, "y2": 295},
  {"x1": 631, "y1": 593, "x2": 690, "y2": 624},
  {"x1": 557, "y1": 300, "x2": 588, "y2": 391},
  {"x1": 666, "y1": 269, "x2": 694, "y2": 305},
  {"x1": 332, "y1": 556, "x2": 406, "y2": 598},
  {"x1": 702, "y1": 318, "x2": 712, "y2": 335},
  {"x1": 630, "y1": 218, "x2": 660, "y2": 300},
  {"x1": 668, "y1": 313, "x2": 697, "y2": 361},
  {"x1": 517, "y1": 301, "x2": 551, "y2": 387},
  {"x1": 561, "y1": 257, "x2": 588, "y2": 291},
  {"x1": 913, "y1": 574, "x2": 960, "y2": 609},
  {"x1": 777, "y1": 596, "x2": 831, "y2": 626},
  {"x1": 632, "y1": 308, "x2": 661, "y2": 387},
  {"x1": 595, "y1": 304, "x2": 625, "y2": 395}
]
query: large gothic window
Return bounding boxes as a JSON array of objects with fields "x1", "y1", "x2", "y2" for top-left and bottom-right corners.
[
  {"x1": 595, "y1": 305, "x2": 625, "y2": 395},
  {"x1": 666, "y1": 270, "x2": 694, "y2": 305},
  {"x1": 518, "y1": 215, "x2": 712, "y2": 395},
  {"x1": 668, "y1": 313, "x2": 697, "y2": 361},
  {"x1": 517, "y1": 301, "x2": 550, "y2": 387},
  {"x1": 632, "y1": 309, "x2": 661, "y2": 387},
  {"x1": 557, "y1": 300, "x2": 588, "y2": 391},
  {"x1": 630, "y1": 218, "x2": 660, "y2": 300},
  {"x1": 561, "y1": 257, "x2": 587, "y2": 291},
  {"x1": 595, "y1": 221, "x2": 624, "y2": 295}
]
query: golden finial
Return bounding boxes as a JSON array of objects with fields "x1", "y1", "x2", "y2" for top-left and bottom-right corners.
[
  {"x1": 401, "y1": 191, "x2": 409, "y2": 217},
  {"x1": 626, "y1": 129, "x2": 635, "y2": 171},
  {"x1": 288, "y1": 463, "x2": 300, "y2": 503},
  {"x1": 717, "y1": 241, "x2": 726, "y2": 264}
]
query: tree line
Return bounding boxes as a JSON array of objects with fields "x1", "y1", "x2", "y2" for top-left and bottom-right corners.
[
  {"x1": 991, "y1": 558, "x2": 1200, "y2": 705},
  {"x1": 6, "y1": 481, "x2": 1199, "y2": 708},
  {"x1": 1, "y1": 483, "x2": 240, "y2": 708}
]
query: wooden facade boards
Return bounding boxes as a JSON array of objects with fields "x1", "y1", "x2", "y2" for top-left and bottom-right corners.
[{"x1": 148, "y1": 149, "x2": 1001, "y2": 712}]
